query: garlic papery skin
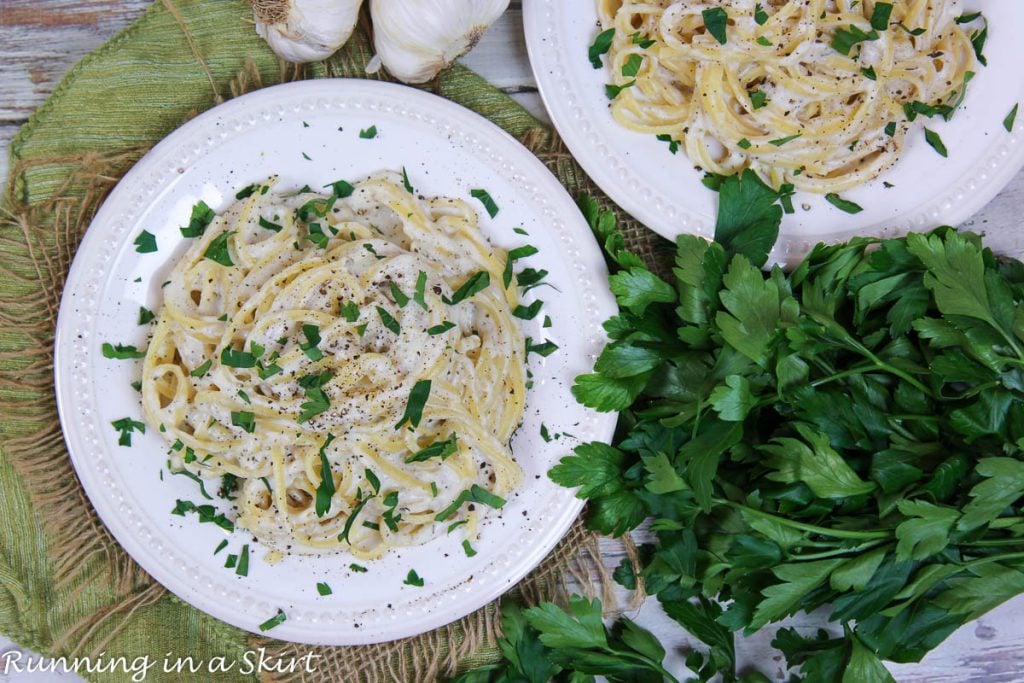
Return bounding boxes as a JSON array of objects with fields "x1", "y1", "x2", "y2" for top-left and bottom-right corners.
[
  {"x1": 252, "y1": 0, "x2": 363, "y2": 63},
  {"x1": 370, "y1": 0, "x2": 510, "y2": 84}
]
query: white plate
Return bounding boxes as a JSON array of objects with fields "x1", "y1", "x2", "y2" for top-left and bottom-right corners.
[
  {"x1": 524, "y1": 1, "x2": 1024, "y2": 265},
  {"x1": 53, "y1": 80, "x2": 617, "y2": 645}
]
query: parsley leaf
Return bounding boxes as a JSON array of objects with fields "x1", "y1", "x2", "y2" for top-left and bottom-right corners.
[{"x1": 588, "y1": 28, "x2": 615, "y2": 68}]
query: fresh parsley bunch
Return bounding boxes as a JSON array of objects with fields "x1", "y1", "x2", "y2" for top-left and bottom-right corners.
[{"x1": 540, "y1": 170, "x2": 1024, "y2": 681}]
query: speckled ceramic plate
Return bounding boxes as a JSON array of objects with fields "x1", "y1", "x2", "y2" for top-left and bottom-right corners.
[
  {"x1": 53, "y1": 80, "x2": 617, "y2": 645},
  {"x1": 524, "y1": 1, "x2": 1024, "y2": 266}
]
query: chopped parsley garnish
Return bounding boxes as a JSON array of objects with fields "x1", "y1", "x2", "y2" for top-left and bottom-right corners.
[
  {"x1": 359, "y1": 125, "x2": 378, "y2": 139},
  {"x1": 831, "y1": 24, "x2": 879, "y2": 56},
  {"x1": 363, "y1": 243, "x2": 385, "y2": 260},
  {"x1": 365, "y1": 468, "x2": 381, "y2": 495},
  {"x1": 462, "y1": 540, "x2": 477, "y2": 557},
  {"x1": 655, "y1": 134, "x2": 680, "y2": 154},
  {"x1": 588, "y1": 28, "x2": 615, "y2": 68},
  {"x1": 541, "y1": 424, "x2": 552, "y2": 442},
  {"x1": 111, "y1": 417, "x2": 145, "y2": 446},
  {"x1": 517, "y1": 268, "x2": 550, "y2": 290},
  {"x1": 203, "y1": 231, "x2": 235, "y2": 267},
  {"x1": 257, "y1": 359, "x2": 282, "y2": 379},
  {"x1": 316, "y1": 582, "x2": 333, "y2": 596},
  {"x1": 861, "y1": 65, "x2": 877, "y2": 80},
  {"x1": 749, "y1": 90, "x2": 767, "y2": 109},
  {"x1": 869, "y1": 2, "x2": 893, "y2": 31},
  {"x1": 300, "y1": 324, "x2": 324, "y2": 361},
  {"x1": 754, "y1": 3, "x2": 768, "y2": 24},
  {"x1": 898, "y1": 24, "x2": 926, "y2": 36},
  {"x1": 435, "y1": 485, "x2": 507, "y2": 521},
  {"x1": 307, "y1": 222, "x2": 329, "y2": 248},
  {"x1": 756, "y1": 36, "x2": 772, "y2": 46},
  {"x1": 396, "y1": 379, "x2": 431, "y2": 430},
  {"x1": 102, "y1": 342, "x2": 146, "y2": 359},
  {"x1": 258, "y1": 610, "x2": 286, "y2": 632},
  {"x1": 825, "y1": 193, "x2": 864, "y2": 214},
  {"x1": 513, "y1": 300, "x2": 544, "y2": 320},
  {"x1": 621, "y1": 54, "x2": 643, "y2": 78},
  {"x1": 181, "y1": 200, "x2": 215, "y2": 237},
  {"x1": 302, "y1": 152, "x2": 312, "y2": 161},
  {"x1": 956, "y1": 11, "x2": 982, "y2": 24},
  {"x1": 231, "y1": 411, "x2": 255, "y2": 433},
  {"x1": 382, "y1": 492, "x2": 401, "y2": 531},
  {"x1": 214, "y1": 539, "x2": 228, "y2": 555},
  {"x1": 406, "y1": 433, "x2": 459, "y2": 463},
  {"x1": 138, "y1": 306, "x2": 155, "y2": 325},
  {"x1": 236, "y1": 544, "x2": 250, "y2": 576},
  {"x1": 376, "y1": 306, "x2": 401, "y2": 335},
  {"x1": 298, "y1": 370, "x2": 333, "y2": 423},
  {"x1": 130, "y1": 380, "x2": 142, "y2": 392},
  {"x1": 503, "y1": 245, "x2": 539, "y2": 288},
  {"x1": 340, "y1": 300, "x2": 360, "y2": 322},
  {"x1": 219, "y1": 473, "x2": 239, "y2": 500},
  {"x1": 225, "y1": 554, "x2": 237, "y2": 568},
  {"x1": 1006, "y1": 104, "x2": 1020, "y2": 132},
  {"x1": 315, "y1": 434, "x2": 336, "y2": 517},
  {"x1": 169, "y1": 467, "x2": 213, "y2": 499},
  {"x1": 427, "y1": 321, "x2": 456, "y2": 335},
  {"x1": 238, "y1": 390, "x2": 251, "y2": 404},
  {"x1": 413, "y1": 271, "x2": 428, "y2": 310},
  {"x1": 444, "y1": 271, "x2": 490, "y2": 305},
  {"x1": 737, "y1": 138, "x2": 752, "y2": 150},
  {"x1": 349, "y1": 563, "x2": 368, "y2": 573},
  {"x1": 402, "y1": 167, "x2": 415, "y2": 194},
  {"x1": 221, "y1": 346, "x2": 257, "y2": 368},
  {"x1": 470, "y1": 189, "x2": 500, "y2": 218},
  {"x1": 702, "y1": 7, "x2": 728, "y2": 44},
  {"x1": 885, "y1": 121, "x2": 897, "y2": 136},
  {"x1": 769, "y1": 134, "x2": 801, "y2": 146},
  {"x1": 526, "y1": 337, "x2": 559, "y2": 358},
  {"x1": 171, "y1": 499, "x2": 234, "y2": 532},
  {"x1": 133, "y1": 230, "x2": 157, "y2": 254},
  {"x1": 338, "y1": 497, "x2": 370, "y2": 544},
  {"x1": 235, "y1": 184, "x2": 259, "y2": 200},
  {"x1": 327, "y1": 179, "x2": 355, "y2": 198},
  {"x1": 605, "y1": 81, "x2": 636, "y2": 100},
  {"x1": 191, "y1": 359, "x2": 212, "y2": 378},
  {"x1": 404, "y1": 569, "x2": 425, "y2": 587},
  {"x1": 924, "y1": 128, "x2": 948, "y2": 157},
  {"x1": 389, "y1": 282, "x2": 410, "y2": 308},
  {"x1": 630, "y1": 31, "x2": 655, "y2": 49},
  {"x1": 970, "y1": 21, "x2": 988, "y2": 66},
  {"x1": 356, "y1": 323, "x2": 369, "y2": 337}
]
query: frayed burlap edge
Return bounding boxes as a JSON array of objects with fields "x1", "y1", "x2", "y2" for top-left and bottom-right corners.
[{"x1": 0, "y1": 0, "x2": 660, "y2": 676}]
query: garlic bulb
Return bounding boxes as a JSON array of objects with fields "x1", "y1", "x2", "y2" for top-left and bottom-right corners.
[
  {"x1": 252, "y1": 0, "x2": 362, "y2": 63},
  {"x1": 370, "y1": 0, "x2": 509, "y2": 84}
]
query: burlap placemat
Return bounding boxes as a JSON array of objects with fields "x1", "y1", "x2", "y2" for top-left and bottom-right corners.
[{"x1": 0, "y1": 1, "x2": 672, "y2": 680}]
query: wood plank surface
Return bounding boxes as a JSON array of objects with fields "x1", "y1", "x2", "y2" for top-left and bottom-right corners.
[{"x1": 1, "y1": 1, "x2": 1023, "y2": 681}]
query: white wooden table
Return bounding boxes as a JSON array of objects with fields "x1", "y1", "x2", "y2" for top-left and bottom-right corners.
[{"x1": 2, "y1": 2, "x2": 1024, "y2": 681}]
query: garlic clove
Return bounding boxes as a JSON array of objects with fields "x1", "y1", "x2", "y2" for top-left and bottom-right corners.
[
  {"x1": 252, "y1": 0, "x2": 363, "y2": 64},
  {"x1": 370, "y1": 0, "x2": 510, "y2": 84}
]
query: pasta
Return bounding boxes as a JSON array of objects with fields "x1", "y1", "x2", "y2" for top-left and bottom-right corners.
[
  {"x1": 598, "y1": 0, "x2": 980, "y2": 192},
  {"x1": 141, "y1": 172, "x2": 526, "y2": 559}
]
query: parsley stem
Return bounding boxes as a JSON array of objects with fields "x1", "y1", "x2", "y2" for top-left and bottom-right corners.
[
  {"x1": 964, "y1": 551, "x2": 1024, "y2": 569},
  {"x1": 787, "y1": 540, "x2": 889, "y2": 561},
  {"x1": 722, "y1": 500, "x2": 890, "y2": 540},
  {"x1": 961, "y1": 538, "x2": 1024, "y2": 548}
]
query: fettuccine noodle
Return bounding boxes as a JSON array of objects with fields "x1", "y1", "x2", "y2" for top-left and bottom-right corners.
[
  {"x1": 141, "y1": 172, "x2": 525, "y2": 559},
  {"x1": 599, "y1": 0, "x2": 980, "y2": 192}
]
